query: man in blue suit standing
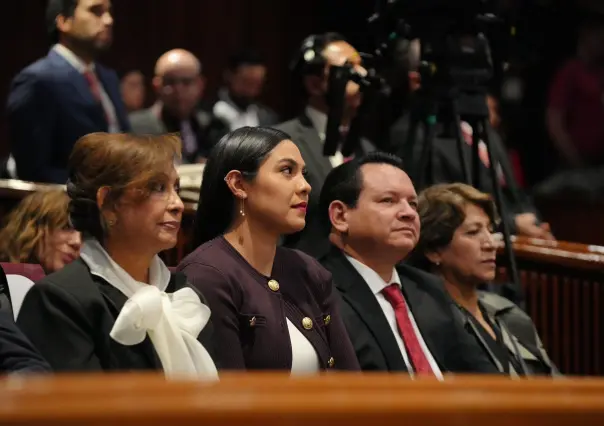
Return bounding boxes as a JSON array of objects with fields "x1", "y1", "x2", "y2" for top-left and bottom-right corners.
[{"x1": 7, "y1": 0, "x2": 130, "y2": 184}]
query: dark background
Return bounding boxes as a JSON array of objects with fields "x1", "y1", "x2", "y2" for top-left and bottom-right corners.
[{"x1": 1, "y1": 0, "x2": 601, "y2": 166}]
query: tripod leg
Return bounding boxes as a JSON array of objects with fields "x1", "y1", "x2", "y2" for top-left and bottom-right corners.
[
  {"x1": 480, "y1": 118, "x2": 524, "y2": 306},
  {"x1": 451, "y1": 102, "x2": 470, "y2": 185}
]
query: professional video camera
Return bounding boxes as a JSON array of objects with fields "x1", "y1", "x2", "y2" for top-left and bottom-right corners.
[{"x1": 324, "y1": 0, "x2": 523, "y2": 304}]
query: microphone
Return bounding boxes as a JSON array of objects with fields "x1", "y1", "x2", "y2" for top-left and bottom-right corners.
[{"x1": 324, "y1": 64, "x2": 348, "y2": 157}]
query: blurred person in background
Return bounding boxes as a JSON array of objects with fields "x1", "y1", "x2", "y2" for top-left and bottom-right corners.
[
  {"x1": 0, "y1": 190, "x2": 81, "y2": 274},
  {"x1": 130, "y1": 49, "x2": 228, "y2": 164},
  {"x1": 212, "y1": 49, "x2": 278, "y2": 130},
  {"x1": 120, "y1": 70, "x2": 146, "y2": 112},
  {"x1": 6, "y1": 0, "x2": 130, "y2": 183}
]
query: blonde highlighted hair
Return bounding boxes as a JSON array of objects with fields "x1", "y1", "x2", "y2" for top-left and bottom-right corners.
[{"x1": 0, "y1": 190, "x2": 71, "y2": 263}]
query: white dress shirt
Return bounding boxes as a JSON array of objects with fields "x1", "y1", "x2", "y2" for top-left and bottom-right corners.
[
  {"x1": 53, "y1": 44, "x2": 120, "y2": 133},
  {"x1": 345, "y1": 255, "x2": 444, "y2": 379},
  {"x1": 305, "y1": 106, "x2": 345, "y2": 167}
]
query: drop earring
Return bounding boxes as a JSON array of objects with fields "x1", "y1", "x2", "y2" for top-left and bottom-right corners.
[{"x1": 240, "y1": 200, "x2": 245, "y2": 217}]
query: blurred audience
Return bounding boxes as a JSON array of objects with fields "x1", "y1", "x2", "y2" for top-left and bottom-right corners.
[
  {"x1": 547, "y1": 16, "x2": 604, "y2": 169},
  {"x1": 277, "y1": 33, "x2": 375, "y2": 257},
  {"x1": 17, "y1": 133, "x2": 217, "y2": 378},
  {"x1": 0, "y1": 190, "x2": 81, "y2": 274},
  {"x1": 6, "y1": 0, "x2": 130, "y2": 183},
  {"x1": 318, "y1": 153, "x2": 497, "y2": 374},
  {"x1": 212, "y1": 50, "x2": 278, "y2": 130},
  {"x1": 120, "y1": 70, "x2": 146, "y2": 112},
  {"x1": 130, "y1": 49, "x2": 228, "y2": 164},
  {"x1": 178, "y1": 127, "x2": 360, "y2": 373},
  {"x1": 414, "y1": 183, "x2": 559, "y2": 376}
]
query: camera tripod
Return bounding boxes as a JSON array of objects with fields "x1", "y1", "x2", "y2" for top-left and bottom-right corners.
[{"x1": 401, "y1": 84, "x2": 524, "y2": 306}]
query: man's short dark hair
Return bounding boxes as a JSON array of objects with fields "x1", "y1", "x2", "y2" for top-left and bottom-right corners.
[
  {"x1": 46, "y1": 0, "x2": 79, "y2": 44},
  {"x1": 226, "y1": 49, "x2": 266, "y2": 72},
  {"x1": 318, "y1": 152, "x2": 406, "y2": 234}
]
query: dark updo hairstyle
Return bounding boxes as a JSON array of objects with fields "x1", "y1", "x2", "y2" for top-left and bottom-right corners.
[
  {"x1": 67, "y1": 132, "x2": 181, "y2": 241},
  {"x1": 194, "y1": 126, "x2": 291, "y2": 247}
]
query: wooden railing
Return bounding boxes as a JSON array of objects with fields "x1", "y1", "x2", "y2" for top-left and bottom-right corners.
[
  {"x1": 1, "y1": 373, "x2": 604, "y2": 425},
  {"x1": 497, "y1": 238, "x2": 604, "y2": 376}
]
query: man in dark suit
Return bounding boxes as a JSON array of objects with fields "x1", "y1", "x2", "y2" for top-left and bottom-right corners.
[
  {"x1": 130, "y1": 49, "x2": 228, "y2": 164},
  {"x1": 6, "y1": 0, "x2": 130, "y2": 184},
  {"x1": 276, "y1": 33, "x2": 374, "y2": 257},
  {"x1": 317, "y1": 152, "x2": 498, "y2": 374},
  {"x1": 212, "y1": 50, "x2": 278, "y2": 131}
]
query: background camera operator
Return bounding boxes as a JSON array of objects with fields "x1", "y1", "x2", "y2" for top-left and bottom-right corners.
[{"x1": 276, "y1": 32, "x2": 376, "y2": 257}]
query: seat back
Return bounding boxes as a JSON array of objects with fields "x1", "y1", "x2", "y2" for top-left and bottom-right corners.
[{"x1": 0, "y1": 263, "x2": 45, "y2": 320}]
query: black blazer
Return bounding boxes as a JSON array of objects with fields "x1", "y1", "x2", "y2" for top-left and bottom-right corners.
[
  {"x1": 275, "y1": 113, "x2": 375, "y2": 258},
  {"x1": 176, "y1": 236, "x2": 360, "y2": 371},
  {"x1": 6, "y1": 49, "x2": 131, "y2": 183},
  {"x1": 320, "y1": 247, "x2": 499, "y2": 373},
  {"x1": 0, "y1": 310, "x2": 50, "y2": 374},
  {"x1": 16, "y1": 259, "x2": 212, "y2": 372}
]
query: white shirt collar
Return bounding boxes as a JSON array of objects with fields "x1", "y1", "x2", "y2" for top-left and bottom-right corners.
[
  {"x1": 305, "y1": 105, "x2": 327, "y2": 141},
  {"x1": 345, "y1": 255, "x2": 401, "y2": 295},
  {"x1": 52, "y1": 43, "x2": 95, "y2": 74},
  {"x1": 79, "y1": 239, "x2": 171, "y2": 294}
]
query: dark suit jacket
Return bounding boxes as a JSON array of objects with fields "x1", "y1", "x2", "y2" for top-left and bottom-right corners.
[
  {"x1": 0, "y1": 311, "x2": 51, "y2": 374},
  {"x1": 454, "y1": 292, "x2": 560, "y2": 376},
  {"x1": 176, "y1": 236, "x2": 360, "y2": 371},
  {"x1": 275, "y1": 113, "x2": 375, "y2": 257},
  {"x1": 16, "y1": 259, "x2": 212, "y2": 372},
  {"x1": 6, "y1": 49, "x2": 130, "y2": 183},
  {"x1": 320, "y1": 247, "x2": 499, "y2": 373},
  {"x1": 129, "y1": 103, "x2": 229, "y2": 163}
]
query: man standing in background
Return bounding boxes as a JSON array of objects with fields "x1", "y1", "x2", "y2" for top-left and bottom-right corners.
[{"x1": 7, "y1": 0, "x2": 130, "y2": 184}]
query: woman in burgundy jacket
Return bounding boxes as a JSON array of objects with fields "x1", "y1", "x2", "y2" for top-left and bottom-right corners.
[{"x1": 177, "y1": 126, "x2": 360, "y2": 373}]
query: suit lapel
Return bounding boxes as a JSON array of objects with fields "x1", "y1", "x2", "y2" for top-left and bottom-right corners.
[
  {"x1": 48, "y1": 51, "x2": 108, "y2": 130},
  {"x1": 396, "y1": 270, "x2": 448, "y2": 369},
  {"x1": 326, "y1": 250, "x2": 407, "y2": 371}
]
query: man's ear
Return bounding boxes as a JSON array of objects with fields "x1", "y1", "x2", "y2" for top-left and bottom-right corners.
[
  {"x1": 55, "y1": 14, "x2": 72, "y2": 35},
  {"x1": 224, "y1": 170, "x2": 248, "y2": 200},
  {"x1": 328, "y1": 200, "x2": 350, "y2": 234}
]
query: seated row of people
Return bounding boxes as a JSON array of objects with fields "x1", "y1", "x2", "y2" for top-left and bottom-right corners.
[{"x1": 9, "y1": 128, "x2": 557, "y2": 378}]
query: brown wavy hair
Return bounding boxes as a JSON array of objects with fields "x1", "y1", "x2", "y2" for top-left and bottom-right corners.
[
  {"x1": 67, "y1": 132, "x2": 182, "y2": 241},
  {"x1": 0, "y1": 190, "x2": 71, "y2": 263}
]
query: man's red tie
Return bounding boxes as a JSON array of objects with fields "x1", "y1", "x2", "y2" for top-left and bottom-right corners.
[
  {"x1": 382, "y1": 284, "x2": 435, "y2": 376},
  {"x1": 84, "y1": 69, "x2": 108, "y2": 123}
]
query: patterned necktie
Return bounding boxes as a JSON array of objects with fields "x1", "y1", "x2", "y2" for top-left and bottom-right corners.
[{"x1": 382, "y1": 284, "x2": 434, "y2": 376}]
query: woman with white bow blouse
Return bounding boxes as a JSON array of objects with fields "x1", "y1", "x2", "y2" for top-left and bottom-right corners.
[{"x1": 17, "y1": 133, "x2": 217, "y2": 380}]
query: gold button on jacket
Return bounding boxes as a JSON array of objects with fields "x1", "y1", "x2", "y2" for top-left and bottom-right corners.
[
  {"x1": 302, "y1": 317, "x2": 313, "y2": 330},
  {"x1": 268, "y1": 279, "x2": 280, "y2": 291}
]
